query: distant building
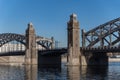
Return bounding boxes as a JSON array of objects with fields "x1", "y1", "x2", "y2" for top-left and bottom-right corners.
[{"x1": 0, "y1": 42, "x2": 45, "y2": 53}]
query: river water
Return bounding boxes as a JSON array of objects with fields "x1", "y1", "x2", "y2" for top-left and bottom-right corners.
[{"x1": 0, "y1": 62, "x2": 120, "y2": 80}]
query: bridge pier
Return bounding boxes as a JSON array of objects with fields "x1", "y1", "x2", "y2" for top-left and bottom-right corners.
[
  {"x1": 25, "y1": 23, "x2": 37, "y2": 65},
  {"x1": 67, "y1": 14, "x2": 109, "y2": 66},
  {"x1": 67, "y1": 14, "x2": 81, "y2": 66}
]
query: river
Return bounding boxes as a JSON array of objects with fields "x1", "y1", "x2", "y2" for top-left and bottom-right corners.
[{"x1": 0, "y1": 62, "x2": 120, "y2": 80}]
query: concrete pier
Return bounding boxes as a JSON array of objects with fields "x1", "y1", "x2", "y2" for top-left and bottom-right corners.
[
  {"x1": 25, "y1": 23, "x2": 38, "y2": 65},
  {"x1": 67, "y1": 14, "x2": 81, "y2": 65}
]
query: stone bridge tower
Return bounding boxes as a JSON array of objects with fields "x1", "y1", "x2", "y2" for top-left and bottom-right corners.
[
  {"x1": 67, "y1": 14, "x2": 81, "y2": 65},
  {"x1": 25, "y1": 23, "x2": 37, "y2": 64}
]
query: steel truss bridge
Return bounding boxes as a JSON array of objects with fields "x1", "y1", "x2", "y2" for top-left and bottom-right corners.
[
  {"x1": 1, "y1": 17, "x2": 120, "y2": 56},
  {"x1": 82, "y1": 17, "x2": 120, "y2": 48},
  {"x1": 0, "y1": 33, "x2": 55, "y2": 56}
]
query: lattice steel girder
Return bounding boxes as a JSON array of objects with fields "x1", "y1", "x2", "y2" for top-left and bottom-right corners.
[
  {"x1": 85, "y1": 17, "x2": 120, "y2": 35},
  {"x1": 36, "y1": 36, "x2": 54, "y2": 49},
  {"x1": 0, "y1": 33, "x2": 26, "y2": 47},
  {"x1": 83, "y1": 17, "x2": 120, "y2": 47},
  {"x1": 0, "y1": 33, "x2": 54, "y2": 49}
]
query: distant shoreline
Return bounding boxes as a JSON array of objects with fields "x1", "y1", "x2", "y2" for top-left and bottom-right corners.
[
  {"x1": 109, "y1": 58, "x2": 120, "y2": 62},
  {"x1": 62, "y1": 57, "x2": 120, "y2": 62}
]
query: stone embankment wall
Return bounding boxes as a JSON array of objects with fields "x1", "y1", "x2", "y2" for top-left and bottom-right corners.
[
  {"x1": 0, "y1": 56, "x2": 25, "y2": 65},
  {"x1": 62, "y1": 56, "x2": 120, "y2": 63},
  {"x1": 109, "y1": 58, "x2": 120, "y2": 62}
]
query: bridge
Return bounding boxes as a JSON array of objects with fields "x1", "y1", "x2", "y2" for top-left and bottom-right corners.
[{"x1": 0, "y1": 14, "x2": 120, "y2": 66}]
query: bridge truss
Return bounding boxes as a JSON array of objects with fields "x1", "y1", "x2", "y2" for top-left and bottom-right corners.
[
  {"x1": 0, "y1": 33, "x2": 54, "y2": 52},
  {"x1": 82, "y1": 17, "x2": 120, "y2": 48}
]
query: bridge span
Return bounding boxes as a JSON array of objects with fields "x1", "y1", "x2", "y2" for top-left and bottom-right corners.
[
  {"x1": 0, "y1": 46, "x2": 120, "y2": 56},
  {"x1": 0, "y1": 14, "x2": 120, "y2": 66}
]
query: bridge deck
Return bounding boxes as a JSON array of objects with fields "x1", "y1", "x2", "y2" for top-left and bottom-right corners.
[
  {"x1": 0, "y1": 47, "x2": 120, "y2": 56},
  {"x1": 81, "y1": 47, "x2": 120, "y2": 53},
  {"x1": 0, "y1": 51, "x2": 25, "y2": 56}
]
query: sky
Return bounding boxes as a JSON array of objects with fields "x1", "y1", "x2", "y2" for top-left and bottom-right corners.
[{"x1": 0, "y1": 0, "x2": 120, "y2": 47}]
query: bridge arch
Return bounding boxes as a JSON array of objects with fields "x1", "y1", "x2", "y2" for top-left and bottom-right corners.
[
  {"x1": 36, "y1": 36, "x2": 54, "y2": 49},
  {"x1": 82, "y1": 17, "x2": 120, "y2": 47},
  {"x1": 0, "y1": 33, "x2": 26, "y2": 47},
  {"x1": 0, "y1": 33, "x2": 54, "y2": 50}
]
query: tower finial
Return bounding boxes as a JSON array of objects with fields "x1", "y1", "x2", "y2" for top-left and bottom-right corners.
[
  {"x1": 28, "y1": 22, "x2": 34, "y2": 29},
  {"x1": 70, "y1": 13, "x2": 77, "y2": 21},
  {"x1": 27, "y1": 22, "x2": 35, "y2": 32},
  {"x1": 28, "y1": 22, "x2": 33, "y2": 27}
]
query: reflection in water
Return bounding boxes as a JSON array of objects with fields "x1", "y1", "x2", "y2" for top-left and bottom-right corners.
[
  {"x1": 24, "y1": 65, "x2": 37, "y2": 80},
  {"x1": 38, "y1": 66, "x2": 63, "y2": 80},
  {"x1": 67, "y1": 66, "x2": 80, "y2": 80},
  {"x1": 0, "y1": 65, "x2": 24, "y2": 80},
  {"x1": 85, "y1": 66, "x2": 108, "y2": 80},
  {"x1": 0, "y1": 62, "x2": 120, "y2": 80},
  {"x1": 34, "y1": 63, "x2": 115, "y2": 80},
  {"x1": 67, "y1": 65, "x2": 108, "y2": 80}
]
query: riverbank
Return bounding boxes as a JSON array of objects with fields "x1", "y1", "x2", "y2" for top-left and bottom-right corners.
[
  {"x1": 109, "y1": 58, "x2": 120, "y2": 62},
  {"x1": 62, "y1": 57, "x2": 120, "y2": 63}
]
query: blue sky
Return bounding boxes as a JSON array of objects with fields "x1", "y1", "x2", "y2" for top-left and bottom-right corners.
[{"x1": 0, "y1": 0, "x2": 120, "y2": 47}]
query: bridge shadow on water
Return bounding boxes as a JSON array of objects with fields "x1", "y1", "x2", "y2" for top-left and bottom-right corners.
[
  {"x1": 38, "y1": 67, "x2": 61, "y2": 79},
  {"x1": 0, "y1": 63, "x2": 112, "y2": 80},
  {"x1": 85, "y1": 65, "x2": 108, "y2": 80},
  {"x1": 37, "y1": 63, "x2": 109, "y2": 80},
  {"x1": 66, "y1": 65, "x2": 108, "y2": 80}
]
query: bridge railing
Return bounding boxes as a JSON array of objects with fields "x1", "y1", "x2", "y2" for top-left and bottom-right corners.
[{"x1": 81, "y1": 46, "x2": 120, "y2": 52}]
